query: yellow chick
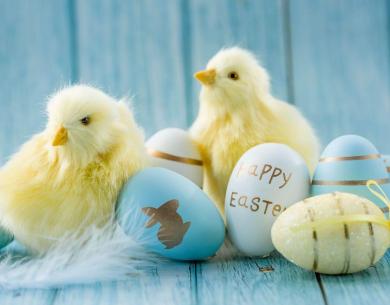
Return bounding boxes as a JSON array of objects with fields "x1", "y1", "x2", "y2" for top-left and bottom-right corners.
[
  {"x1": 0, "y1": 85, "x2": 148, "y2": 253},
  {"x1": 190, "y1": 47, "x2": 320, "y2": 214}
]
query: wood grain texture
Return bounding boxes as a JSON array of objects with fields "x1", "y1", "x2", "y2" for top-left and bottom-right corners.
[
  {"x1": 0, "y1": 243, "x2": 56, "y2": 305},
  {"x1": 187, "y1": 0, "x2": 290, "y2": 122},
  {"x1": 0, "y1": 0, "x2": 74, "y2": 164},
  {"x1": 320, "y1": 251, "x2": 390, "y2": 305},
  {"x1": 75, "y1": 0, "x2": 188, "y2": 136},
  {"x1": 53, "y1": 262, "x2": 194, "y2": 305},
  {"x1": 195, "y1": 252, "x2": 325, "y2": 305},
  {"x1": 0, "y1": 289, "x2": 57, "y2": 305},
  {"x1": 0, "y1": 0, "x2": 390, "y2": 304},
  {"x1": 0, "y1": 1, "x2": 72, "y2": 303},
  {"x1": 289, "y1": 0, "x2": 390, "y2": 152},
  {"x1": 187, "y1": 2, "x2": 318, "y2": 304}
]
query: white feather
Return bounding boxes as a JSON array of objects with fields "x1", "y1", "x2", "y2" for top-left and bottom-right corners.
[
  {"x1": 0, "y1": 207, "x2": 163, "y2": 289},
  {"x1": 213, "y1": 237, "x2": 243, "y2": 261}
]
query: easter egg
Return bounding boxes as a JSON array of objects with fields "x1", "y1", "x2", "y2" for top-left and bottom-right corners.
[
  {"x1": 311, "y1": 135, "x2": 390, "y2": 212},
  {"x1": 272, "y1": 192, "x2": 390, "y2": 274},
  {"x1": 116, "y1": 167, "x2": 224, "y2": 260},
  {"x1": 225, "y1": 143, "x2": 310, "y2": 257},
  {"x1": 146, "y1": 128, "x2": 203, "y2": 187},
  {"x1": 383, "y1": 155, "x2": 390, "y2": 177}
]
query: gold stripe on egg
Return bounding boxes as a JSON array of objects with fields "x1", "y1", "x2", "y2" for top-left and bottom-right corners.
[
  {"x1": 361, "y1": 200, "x2": 376, "y2": 266},
  {"x1": 319, "y1": 154, "x2": 381, "y2": 163},
  {"x1": 381, "y1": 206, "x2": 389, "y2": 213},
  {"x1": 312, "y1": 178, "x2": 390, "y2": 186},
  {"x1": 334, "y1": 193, "x2": 351, "y2": 274},
  {"x1": 147, "y1": 148, "x2": 203, "y2": 166},
  {"x1": 304, "y1": 202, "x2": 319, "y2": 272}
]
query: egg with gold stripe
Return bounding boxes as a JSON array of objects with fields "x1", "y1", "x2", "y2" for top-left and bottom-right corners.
[
  {"x1": 383, "y1": 155, "x2": 390, "y2": 178},
  {"x1": 146, "y1": 128, "x2": 203, "y2": 187},
  {"x1": 271, "y1": 192, "x2": 390, "y2": 274},
  {"x1": 311, "y1": 135, "x2": 390, "y2": 211}
]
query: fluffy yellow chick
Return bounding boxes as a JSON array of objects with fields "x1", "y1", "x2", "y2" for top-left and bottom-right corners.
[
  {"x1": 190, "y1": 47, "x2": 320, "y2": 213},
  {"x1": 0, "y1": 85, "x2": 147, "y2": 253}
]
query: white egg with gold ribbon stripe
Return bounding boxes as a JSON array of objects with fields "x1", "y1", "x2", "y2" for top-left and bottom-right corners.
[{"x1": 146, "y1": 128, "x2": 203, "y2": 187}]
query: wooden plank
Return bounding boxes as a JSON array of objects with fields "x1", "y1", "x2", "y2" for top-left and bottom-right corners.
[
  {"x1": 289, "y1": 0, "x2": 390, "y2": 152},
  {"x1": 74, "y1": 5, "x2": 195, "y2": 303},
  {"x1": 0, "y1": 0, "x2": 74, "y2": 302},
  {"x1": 0, "y1": 289, "x2": 57, "y2": 305},
  {"x1": 75, "y1": 0, "x2": 188, "y2": 135},
  {"x1": 187, "y1": 2, "x2": 316, "y2": 304},
  {"x1": 187, "y1": 0, "x2": 290, "y2": 122},
  {"x1": 53, "y1": 262, "x2": 194, "y2": 305},
  {"x1": 195, "y1": 252, "x2": 325, "y2": 305},
  {"x1": 53, "y1": 283, "x2": 118, "y2": 305},
  {"x1": 0, "y1": 242, "x2": 57, "y2": 304},
  {"x1": 319, "y1": 250, "x2": 390, "y2": 305},
  {"x1": 286, "y1": 1, "x2": 390, "y2": 303},
  {"x1": 0, "y1": 0, "x2": 75, "y2": 164}
]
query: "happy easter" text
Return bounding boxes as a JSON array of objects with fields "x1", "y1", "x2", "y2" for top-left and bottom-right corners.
[
  {"x1": 236, "y1": 163, "x2": 292, "y2": 189},
  {"x1": 228, "y1": 191, "x2": 287, "y2": 216}
]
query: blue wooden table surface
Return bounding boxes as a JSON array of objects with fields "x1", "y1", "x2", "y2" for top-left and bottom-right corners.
[{"x1": 1, "y1": 0, "x2": 390, "y2": 304}]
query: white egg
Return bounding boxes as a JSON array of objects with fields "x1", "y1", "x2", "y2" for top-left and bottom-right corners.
[
  {"x1": 225, "y1": 143, "x2": 310, "y2": 257},
  {"x1": 146, "y1": 128, "x2": 203, "y2": 187}
]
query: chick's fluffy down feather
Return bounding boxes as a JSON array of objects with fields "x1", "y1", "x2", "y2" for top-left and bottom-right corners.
[
  {"x1": 190, "y1": 47, "x2": 320, "y2": 214},
  {"x1": 0, "y1": 85, "x2": 148, "y2": 253}
]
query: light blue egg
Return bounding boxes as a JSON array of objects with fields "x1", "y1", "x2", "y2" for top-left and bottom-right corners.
[
  {"x1": 116, "y1": 167, "x2": 225, "y2": 260},
  {"x1": 312, "y1": 135, "x2": 390, "y2": 211},
  {"x1": 320, "y1": 135, "x2": 379, "y2": 158},
  {"x1": 382, "y1": 154, "x2": 390, "y2": 210},
  {"x1": 383, "y1": 155, "x2": 390, "y2": 178}
]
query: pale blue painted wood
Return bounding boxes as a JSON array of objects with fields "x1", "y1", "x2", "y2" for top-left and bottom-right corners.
[
  {"x1": 53, "y1": 262, "x2": 194, "y2": 305},
  {"x1": 289, "y1": 0, "x2": 390, "y2": 152},
  {"x1": 0, "y1": 0, "x2": 75, "y2": 164},
  {"x1": 187, "y1": 0, "x2": 290, "y2": 122},
  {"x1": 320, "y1": 250, "x2": 390, "y2": 305},
  {"x1": 0, "y1": 244, "x2": 57, "y2": 304},
  {"x1": 0, "y1": 1, "x2": 390, "y2": 304},
  {"x1": 195, "y1": 253, "x2": 325, "y2": 305},
  {"x1": 0, "y1": 289, "x2": 57, "y2": 305},
  {"x1": 72, "y1": 3, "x2": 195, "y2": 303},
  {"x1": 0, "y1": 0, "x2": 74, "y2": 303},
  {"x1": 185, "y1": 2, "x2": 317, "y2": 305},
  {"x1": 75, "y1": 0, "x2": 188, "y2": 136},
  {"x1": 288, "y1": 4, "x2": 390, "y2": 304}
]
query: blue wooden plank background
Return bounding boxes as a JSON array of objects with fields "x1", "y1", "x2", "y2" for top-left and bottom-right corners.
[{"x1": 0, "y1": 0, "x2": 390, "y2": 304}]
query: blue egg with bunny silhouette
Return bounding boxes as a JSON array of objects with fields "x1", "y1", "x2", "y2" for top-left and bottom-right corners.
[{"x1": 116, "y1": 167, "x2": 225, "y2": 260}]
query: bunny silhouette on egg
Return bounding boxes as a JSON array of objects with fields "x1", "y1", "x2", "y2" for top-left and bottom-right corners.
[{"x1": 142, "y1": 199, "x2": 191, "y2": 249}]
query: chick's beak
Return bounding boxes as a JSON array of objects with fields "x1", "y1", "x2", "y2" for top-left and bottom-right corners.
[
  {"x1": 194, "y1": 69, "x2": 216, "y2": 86},
  {"x1": 52, "y1": 126, "x2": 68, "y2": 146}
]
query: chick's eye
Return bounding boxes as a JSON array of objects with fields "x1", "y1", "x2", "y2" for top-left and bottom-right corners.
[
  {"x1": 228, "y1": 72, "x2": 239, "y2": 80},
  {"x1": 80, "y1": 116, "x2": 90, "y2": 126}
]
